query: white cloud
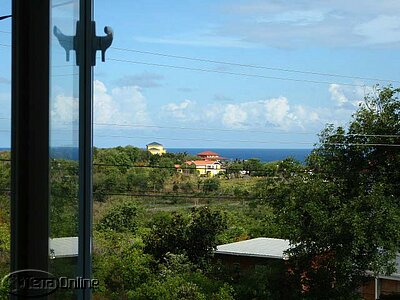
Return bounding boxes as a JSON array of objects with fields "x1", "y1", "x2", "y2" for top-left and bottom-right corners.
[
  {"x1": 134, "y1": 34, "x2": 258, "y2": 49},
  {"x1": 328, "y1": 83, "x2": 372, "y2": 109},
  {"x1": 263, "y1": 97, "x2": 292, "y2": 125},
  {"x1": 117, "y1": 72, "x2": 164, "y2": 88},
  {"x1": 354, "y1": 15, "x2": 400, "y2": 45},
  {"x1": 220, "y1": 1, "x2": 400, "y2": 47},
  {"x1": 130, "y1": 1, "x2": 400, "y2": 50},
  {"x1": 329, "y1": 84, "x2": 349, "y2": 106},
  {"x1": 51, "y1": 94, "x2": 79, "y2": 124},
  {"x1": 162, "y1": 99, "x2": 195, "y2": 120},
  {"x1": 93, "y1": 80, "x2": 150, "y2": 125},
  {"x1": 161, "y1": 95, "x2": 331, "y2": 132},
  {"x1": 222, "y1": 104, "x2": 248, "y2": 128},
  {"x1": 258, "y1": 10, "x2": 326, "y2": 26},
  {"x1": 93, "y1": 80, "x2": 119, "y2": 123},
  {"x1": 50, "y1": 80, "x2": 151, "y2": 128},
  {"x1": 159, "y1": 89, "x2": 365, "y2": 136},
  {"x1": 220, "y1": 97, "x2": 307, "y2": 130}
]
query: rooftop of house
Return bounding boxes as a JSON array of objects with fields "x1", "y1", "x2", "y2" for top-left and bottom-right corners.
[
  {"x1": 197, "y1": 151, "x2": 220, "y2": 157},
  {"x1": 215, "y1": 237, "x2": 290, "y2": 259},
  {"x1": 186, "y1": 160, "x2": 221, "y2": 166},
  {"x1": 147, "y1": 142, "x2": 163, "y2": 147},
  {"x1": 216, "y1": 237, "x2": 400, "y2": 281},
  {"x1": 49, "y1": 236, "x2": 78, "y2": 259}
]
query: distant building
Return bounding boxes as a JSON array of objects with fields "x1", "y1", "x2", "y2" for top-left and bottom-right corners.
[
  {"x1": 49, "y1": 236, "x2": 78, "y2": 259},
  {"x1": 197, "y1": 150, "x2": 223, "y2": 160},
  {"x1": 146, "y1": 142, "x2": 166, "y2": 155},
  {"x1": 176, "y1": 160, "x2": 225, "y2": 177},
  {"x1": 214, "y1": 237, "x2": 290, "y2": 270},
  {"x1": 214, "y1": 238, "x2": 400, "y2": 300}
]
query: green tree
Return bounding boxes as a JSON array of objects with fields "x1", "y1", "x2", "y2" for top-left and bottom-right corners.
[
  {"x1": 126, "y1": 170, "x2": 149, "y2": 192},
  {"x1": 96, "y1": 201, "x2": 138, "y2": 233},
  {"x1": 263, "y1": 86, "x2": 400, "y2": 298},
  {"x1": 49, "y1": 159, "x2": 79, "y2": 237},
  {"x1": 243, "y1": 158, "x2": 263, "y2": 176},
  {"x1": 307, "y1": 85, "x2": 400, "y2": 198},
  {"x1": 202, "y1": 178, "x2": 220, "y2": 193},
  {"x1": 144, "y1": 207, "x2": 227, "y2": 266},
  {"x1": 93, "y1": 231, "x2": 154, "y2": 299}
]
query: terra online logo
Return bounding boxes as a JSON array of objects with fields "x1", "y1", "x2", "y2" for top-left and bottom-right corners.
[{"x1": 1, "y1": 269, "x2": 99, "y2": 297}]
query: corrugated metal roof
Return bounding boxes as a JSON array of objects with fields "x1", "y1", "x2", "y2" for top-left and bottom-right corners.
[
  {"x1": 217, "y1": 238, "x2": 400, "y2": 282},
  {"x1": 49, "y1": 237, "x2": 78, "y2": 259},
  {"x1": 215, "y1": 237, "x2": 290, "y2": 259}
]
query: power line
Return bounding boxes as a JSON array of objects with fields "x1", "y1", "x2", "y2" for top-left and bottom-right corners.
[
  {"x1": 93, "y1": 162, "x2": 270, "y2": 172},
  {"x1": 94, "y1": 134, "x2": 400, "y2": 147},
  {"x1": 94, "y1": 133, "x2": 316, "y2": 145},
  {"x1": 52, "y1": 73, "x2": 78, "y2": 77},
  {"x1": 107, "y1": 57, "x2": 366, "y2": 88},
  {"x1": 0, "y1": 116, "x2": 398, "y2": 139},
  {"x1": 94, "y1": 122, "x2": 317, "y2": 136},
  {"x1": 111, "y1": 47, "x2": 400, "y2": 84},
  {"x1": 94, "y1": 122, "x2": 400, "y2": 139},
  {"x1": 92, "y1": 191, "x2": 260, "y2": 201},
  {"x1": 52, "y1": 0, "x2": 75, "y2": 8},
  {"x1": 92, "y1": 162, "x2": 400, "y2": 175},
  {"x1": 2, "y1": 157, "x2": 398, "y2": 175},
  {"x1": 0, "y1": 43, "x2": 391, "y2": 87},
  {"x1": 2, "y1": 30, "x2": 397, "y2": 84},
  {"x1": 52, "y1": 65, "x2": 76, "y2": 68}
]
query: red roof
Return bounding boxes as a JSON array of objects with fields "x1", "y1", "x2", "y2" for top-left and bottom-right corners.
[
  {"x1": 185, "y1": 160, "x2": 220, "y2": 166},
  {"x1": 197, "y1": 151, "x2": 220, "y2": 157}
]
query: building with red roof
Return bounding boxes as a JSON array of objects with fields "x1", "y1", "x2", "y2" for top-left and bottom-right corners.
[
  {"x1": 197, "y1": 150, "x2": 223, "y2": 160},
  {"x1": 176, "y1": 160, "x2": 225, "y2": 177}
]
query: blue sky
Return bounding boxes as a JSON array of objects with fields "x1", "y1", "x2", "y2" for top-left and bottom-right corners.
[{"x1": 1, "y1": 0, "x2": 400, "y2": 149}]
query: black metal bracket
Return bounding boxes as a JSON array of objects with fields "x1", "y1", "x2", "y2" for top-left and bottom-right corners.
[
  {"x1": 53, "y1": 21, "x2": 113, "y2": 66},
  {"x1": 92, "y1": 23, "x2": 113, "y2": 65},
  {"x1": 0, "y1": 14, "x2": 12, "y2": 21},
  {"x1": 53, "y1": 24, "x2": 77, "y2": 63}
]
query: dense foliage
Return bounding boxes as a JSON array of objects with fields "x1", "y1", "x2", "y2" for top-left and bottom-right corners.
[
  {"x1": 261, "y1": 86, "x2": 400, "y2": 299},
  {"x1": 0, "y1": 86, "x2": 399, "y2": 299}
]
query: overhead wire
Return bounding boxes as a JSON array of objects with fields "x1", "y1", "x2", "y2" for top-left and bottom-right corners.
[
  {"x1": 1, "y1": 158, "x2": 395, "y2": 176},
  {"x1": 1, "y1": 41, "x2": 399, "y2": 144},
  {"x1": 92, "y1": 162, "x2": 400, "y2": 174},
  {"x1": 1, "y1": 116, "x2": 399, "y2": 139},
  {"x1": 107, "y1": 57, "x2": 366, "y2": 87},
  {"x1": 94, "y1": 134, "x2": 400, "y2": 147},
  {"x1": 110, "y1": 47, "x2": 400, "y2": 84},
  {"x1": 0, "y1": 43, "x2": 366, "y2": 86},
  {"x1": 0, "y1": 121, "x2": 399, "y2": 145},
  {"x1": 1, "y1": 29, "x2": 400, "y2": 84},
  {"x1": 93, "y1": 122, "x2": 400, "y2": 139}
]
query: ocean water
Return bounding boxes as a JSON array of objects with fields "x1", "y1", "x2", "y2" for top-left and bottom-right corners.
[
  {"x1": 0, "y1": 147, "x2": 313, "y2": 163},
  {"x1": 0, "y1": 147, "x2": 79, "y2": 160},
  {"x1": 168, "y1": 148, "x2": 312, "y2": 163}
]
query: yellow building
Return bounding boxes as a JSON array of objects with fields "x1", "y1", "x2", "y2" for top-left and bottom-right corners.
[
  {"x1": 182, "y1": 160, "x2": 224, "y2": 177},
  {"x1": 146, "y1": 142, "x2": 166, "y2": 155}
]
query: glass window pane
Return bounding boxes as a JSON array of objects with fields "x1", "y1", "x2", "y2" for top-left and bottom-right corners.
[
  {"x1": 49, "y1": 0, "x2": 80, "y2": 298},
  {"x1": 0, "y1": 0, "x2": 11, "y2": 294}
]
